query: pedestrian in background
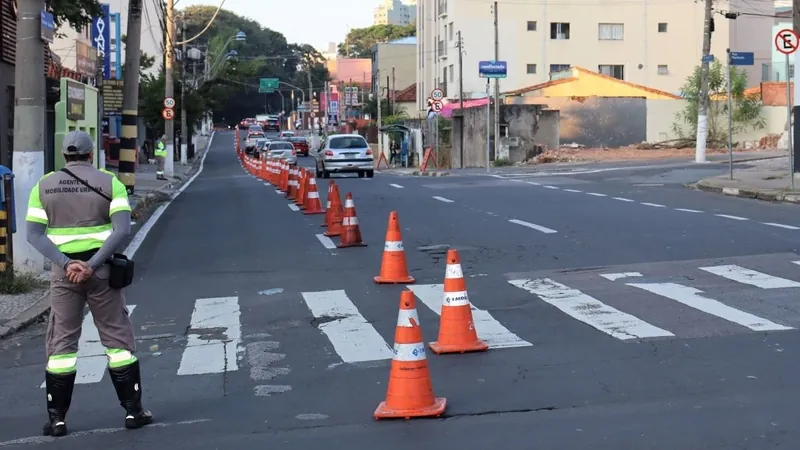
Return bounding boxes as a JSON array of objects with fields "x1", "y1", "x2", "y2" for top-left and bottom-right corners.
[
  {"x1": 154, "y1": 135, "x2": 167, "y2": 180},
  {"x1": 25, "y1": 131, "x2": 153, "y2": 437}
]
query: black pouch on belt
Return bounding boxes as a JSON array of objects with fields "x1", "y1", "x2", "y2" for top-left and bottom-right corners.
[{"x1": 107, "y1": 253, "x2": 134, "y2": 289}]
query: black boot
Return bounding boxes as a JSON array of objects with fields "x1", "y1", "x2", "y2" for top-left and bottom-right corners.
[
  {"x1": 42, "y1": 371, "x2": 76, "y2": 437},
  {"x1": 108, "y1": 361, "x2": 153, "y2": 429}
]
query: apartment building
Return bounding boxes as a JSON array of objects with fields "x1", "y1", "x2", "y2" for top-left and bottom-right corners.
[
  {"x1": 371, "y1": 37, "x2": 417, "y2": 94},
  {"x1": 416, "y1": 0, "x2": 772, "y2": 110},
  {"x1": 374, "y1": 0, "x2": 417, "y2": 26}
]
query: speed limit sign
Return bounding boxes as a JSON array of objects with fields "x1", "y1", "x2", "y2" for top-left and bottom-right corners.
[
  {"x1": 163, "y1": 97, "x2": 176, "y2": 108},
  {"x1": 162, "y1": 108, "x2": 175, "y2": 120}
]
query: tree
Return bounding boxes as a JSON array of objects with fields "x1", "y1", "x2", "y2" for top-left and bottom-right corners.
[
  {"x1": 338, "y1": 24, "x2": 415, "y2": 58},
  {"x1": 672, "y1": 61, "x2": 765, "y2": 143},
  {"x1": 49, "y1": 0, "x2": 102, "y2": 31}
]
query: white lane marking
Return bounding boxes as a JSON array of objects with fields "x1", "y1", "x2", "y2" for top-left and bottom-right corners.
[
  {"x1": 763, "y1": 222, "x2": 800, "y2": 230},
  {"x1": 315, "y1": 233, "x2": 337, "y2": 249},
  {"x1": 178, "y1": 297, "x2": 242, "y2": 375},
  {"x1": 433, "y1": 196, "x2": 455, "y2": 203},
  {"x1": 407, "y1": 284, "x2": 533, "y2": 349},
  {"x1": 715, "y1": 214, "x2": 748, "y2": 221},
  {"x1": 722, "y1": 187, "x2": 740, "y2": 196},
  {"x1": 699, "y1": 265, "x2": 800, "y2": 289},
  {"x1": 675, "y1": 208, "x2": 703, "y2": 213},
  {"x1": 509, "y1": 278, "x2": 673, "y2": 340},
  {"x1": 600, "y1": 272, "x2": 642, "y2": 281},
  {"x1": 124, "y1": 132, "x2": 216, "y2": 258},
  {"x1": 627, "y1": 283, "x2": 792, "y2": 331},
  {"x1": 491, "y1": 174, "x2": 506, "y2": 179},
  {"x1": 626, "y1": 283, "x2": 792, "y2": 331},
  {"x1": 526, "y1": 181, "x2": 540, "y2": 186},
  {"x1": 793, "y1": 261, "x2": 800, "y2": 266},
  {"x1": 641, "y1": 202, "x2": 666, "y2": 208},
  {"x1": 508, "y1": 219, "x2": 557, "y2": 234},
  {"x1": 275, "y1": 189, "x2": 283, "y2": 194},
  {"x1": 288, "y1": 204, "x2": 300, "y2": 211},
  {"x1": 389, "y1": 183, "x2": 404, "y2": 188},
  {"x1": 301, "y1": 290, "x2": 393, "y2": 363},
  {"x1": 586, "y1": 192, "x2": 606, "y2": 197},
  {"x1": 563, "y1": 189, "x2": 582, "y2": 193},
  {"x1": 543, "y1": 185, "x2": 559, "y2": 189},
  {"x1": 40, "y1": 306, "x2": 138, "y2": 388},
  {"x1": 612, "y1": 197, "x2": 635, "y2": 202}
]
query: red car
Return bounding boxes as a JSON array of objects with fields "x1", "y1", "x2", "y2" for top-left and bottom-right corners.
[
  {"x1": 287, "y1": 137, "x2": 309, "y2": 156},
  {"x1": 239, "y1": 118, "x2": 256, "y2": 129}
]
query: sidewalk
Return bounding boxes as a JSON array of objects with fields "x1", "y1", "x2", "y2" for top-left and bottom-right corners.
[
  {"x1": 380, "y1": 167, "x2": 450, "y2": 177},
  {"x1": 689, "y1": 156, "x2": 800, "y2": 203},
  {"x1": 0, "y1": 135, "x2": 210, "y2": 339}
]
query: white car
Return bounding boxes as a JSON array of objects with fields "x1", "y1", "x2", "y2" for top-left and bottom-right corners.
[
  {"x1": 279, "y1": 131, "x2": 295, "y2": 140},
  {"x1": 314, "y1": 134, "x2": 374, "y2": 178},
  {"x1": 245, "y1": 132, "x2": 265, "y2": 152}
]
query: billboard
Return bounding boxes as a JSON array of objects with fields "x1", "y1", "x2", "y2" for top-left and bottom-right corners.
[{"x1": 90, "y1": 3, "x2": 111, "y2": 79}]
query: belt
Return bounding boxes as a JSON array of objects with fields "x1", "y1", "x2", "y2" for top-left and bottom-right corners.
[{"x1": 64, "y1": 249, "x2": 98, "y2": 262}]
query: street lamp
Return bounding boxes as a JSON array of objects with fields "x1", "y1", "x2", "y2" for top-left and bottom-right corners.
[{"x1": 207, "y1": 31, "x2": 247, "y2": 80}]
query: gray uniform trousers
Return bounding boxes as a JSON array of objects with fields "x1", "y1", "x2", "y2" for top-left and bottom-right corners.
[
  {"x1": 46, "y1": 264, "x2": 136, "y2": 357},
  {"x1": 155, "y1": 156, "x2": 165, "y2": 175}
]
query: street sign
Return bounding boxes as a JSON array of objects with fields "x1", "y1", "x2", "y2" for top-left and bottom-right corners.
[
  {"x1": 775, "y1": 28, "x2": 799, "y2": 55},
  {"x1": 163, "y1": 97, "x2": 175, "y2": 108},
  {"x1": 701, "y1": 54, "x2": 714, "y2": 63},
  {"x1": 479, "y1": 60, "x2": 507, "y2": 78},
  {"x1": 431, "y1": 88, "x2": 444, "y2": 101},
  {"x1": 432, "y1": 100, "x2": 443, "y2": 112},
  {"x1": 730, "y1": 51, "x2": 754, "y2": 66},
  {"x1": 259, "y1": 87, "x2": 275, "y2": 93},
  {"x1": 40, "y1": 10, "x2": 54, "y2": 43},
  {"x1": 162, "y1": 108, "x2": 174, "y2": 120},
  {"x1": 260, "y1": 78, "x2": 279, "y2": 89},
  {"x1": 329, "y1": 100, "x2": 338, "y2": 111}
]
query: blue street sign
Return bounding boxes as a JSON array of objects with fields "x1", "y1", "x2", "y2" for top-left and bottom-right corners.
[
  {"x1": 91, "y1": 3, "x2": 111, "y2": 79},
  {"x1": 479, "y1": 60, "x2": 507, "y2": 78},
  {"x1": 40, "y1": 10, "x2": 54, "y2": 44},
  {"x1": 701, "y1": 54, "x2": 714, "y2": 63},
  {"x1": 730, "y1": 51, "x2": 754, "y2": 66}
]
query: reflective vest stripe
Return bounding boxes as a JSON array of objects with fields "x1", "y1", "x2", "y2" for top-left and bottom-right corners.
[
  {"x1": 47, "y1": 224, "x2": 112, "y2": 252},
  {"x1": 154, "y1": 142, "x2": 167, "y2": 157},
  {"x1": 26, "y1": 206, "x2": 48, "y2": 222}
]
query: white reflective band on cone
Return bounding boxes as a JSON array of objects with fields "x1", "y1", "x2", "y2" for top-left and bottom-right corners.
[
  {"x1": 396, "y1": 308, "x2": 419, "y2": 327},
  {"x1": 310, "y1": 178, "x2": 317, "y2": 185},
  {"x1": 445, "y1": 264, "x2": 463, "y2": 279},
  {"x1": 443, "y1": 290, "x2": 470, "y2": 306},
  {"x1": 345, "y1": 199, "x2": 355, "y2": 207},
  {"x1": 343, "y1": 217, "x2": 359, "y2": 226},
  {"x1": 393, "y1": 342, "x2": 427, "y2": 361},
  {"x1": 326, "y1": 201, "x2": 331, "y2": 207},
  {"x1": 384, "y1": 240, "x2": 403, "y2": 251},
  {"x1": 308, "y1": 192, "x2": 319, "y2": 198}
]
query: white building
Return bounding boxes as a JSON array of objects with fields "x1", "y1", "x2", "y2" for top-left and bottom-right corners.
[
  {"x1": 319, "y1": 42, "x2": 339, "y2": 61},
  {"x1": 374, "y1": 0, "x2": 417, "y2": 26},
  {"x1": 416, "y1": 0, "x2": 773, "y2": 110}
]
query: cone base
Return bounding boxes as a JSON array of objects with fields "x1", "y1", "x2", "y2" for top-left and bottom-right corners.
[
  {"x1": 303, "y1": 210, "x2": 325, "y2": 215},
  {"x1": 374, "y1": 397, "x2": 447, "y2": 419},
  {"x1": 374, "y1": 275, "x2": 415, "y2": 284},
  {"x1": 337, "y1": 242, "x2": 367, "y2": 248},
  {"x1": 429, "y1": 340, "x2": 489, "y2": 354},
  {"x1": 324, "y1": 231, "x2": 341, "y2": 237}
]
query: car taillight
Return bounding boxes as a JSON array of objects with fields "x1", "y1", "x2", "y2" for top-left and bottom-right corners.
[
  {"x1": 366, "y1": 149, "x2": 373, "y2": 155},
  {"x1": 292, "y1": 149, "x2": 296, "y2": 155},
  {"x1": 324, "y1": 150, "x2": 334, "y2": 156}
]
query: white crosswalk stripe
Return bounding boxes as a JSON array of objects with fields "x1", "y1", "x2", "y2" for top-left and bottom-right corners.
[{"x1": 178, "y1": 297, "x2": 242, "y2": 376}]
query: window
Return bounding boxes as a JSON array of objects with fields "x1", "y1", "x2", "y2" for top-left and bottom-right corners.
[
  {"x1": 527, "y1": 21, "x2": 537, "y2": 31},
  {"x1": 449, "y1": 22, "x2": 454, "y2": 40},
  {"x1": 444, "y1": 24, "x2": 448, "y2": 40},
  {"x1": 329, "y1": 136, "x2": 368, "y2": 149},
  {"x1": 550, "y1": 64, "x2": 570, "y2": 74},
  {"x1": 449, "y1": 64, "x2": 454, "y2": 82},
  {"x1": 599, "y1": 64, "x2": 625, "y2": 80},
  {"x1": 598, "y1": 23, "x2": 624, "y2": 40},
  {"x1": 658, "y1": 22, "x2": 668, "y2": 32},
  {"x1": 527, "y1": 64, "x2": 537, "y2": 74},
  {"x1": 657, "y1": 65, "x2": 668, "y2": 75},
  {"x1": 550, "y1": 23, "x2": 570, "y2": 39}
]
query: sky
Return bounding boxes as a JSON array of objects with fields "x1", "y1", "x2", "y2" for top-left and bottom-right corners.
[{"x1": 184, "y1": 0, "x2": 377, "y2": 52}]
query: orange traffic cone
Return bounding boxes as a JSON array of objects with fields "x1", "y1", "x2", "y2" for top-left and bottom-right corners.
[
  {"x1": 374, "y1": 290, "x2": 446, "y2": 420},
  {"x1": 303, "y1": 175, "x2": 325, "y2": 215},
  {"x1": 295, "y1": 168, "x2": 307, "y2": 207},
  {"x1": 321, "y1": 181, "x2": 335, "y2": 227},
  {"x1": 337, "y1": 193, "x2": 367, "y2": 248},
  {"x1": 279, "y1": 161, "x2": 289, "y2": 192},
  {"x1": 429, "y1": 249, "x2": 489, "y2": 354},
  {"x1": 374, "y1": 211, "x2": 414, "y2": 284},
  {"x1": 286, "y1": 166, "x2": 298, "y2": 199},
  {"x1": 324, "y1": 185, "x2": 344, "y2": 237}
]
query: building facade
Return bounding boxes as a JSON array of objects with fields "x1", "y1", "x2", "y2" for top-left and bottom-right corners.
[
  {"x1": 371, "y1": 37, "x2": 417, "y2": 96},
  {"x1": 416, "y1": 0, "x2": 773, "y2": 110},
  {"x1": 374, "y1": 0, "x2": 417, "y2": 26}
]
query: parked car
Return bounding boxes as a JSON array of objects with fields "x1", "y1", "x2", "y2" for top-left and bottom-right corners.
[
  {"x1": 245, "y1": 132, "x2": 265, "y2": 151},
  {"x1": 287, "y1": 137, "x2": 309, "y2": 156},
  {"x1": 264, "y1": 141, "x2": 297, "y2": 166},
  {"x1": 314, "y1": 134, "x2": 374, "y2": 178}
]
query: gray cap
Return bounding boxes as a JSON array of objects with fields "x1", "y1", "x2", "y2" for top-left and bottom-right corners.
[{"x1": 62, "y1": 131, "x2": 94, "y2": 155}]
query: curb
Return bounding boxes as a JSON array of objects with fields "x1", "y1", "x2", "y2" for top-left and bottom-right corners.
[
  {"x1": 688, "y1": 181, "x2": 798, "y2": 203},
  {"x1": 411, "y1": 171, "x2": 450, "y2": 177},
  {"x1": 0, "y1": 290, "x2": 50, "y2": 340}
]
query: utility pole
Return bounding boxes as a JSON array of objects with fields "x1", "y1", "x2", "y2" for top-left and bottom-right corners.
[
  {"x1": 377, "y1": 70, "x2": 382, "y2": 153},
  {"x1": 793, "y1": 0, "x2": 800, "y2": 174},
  {"x1": 493, "y1": 1, "x2": 500, "y2": 161},
  {"x1": 391, "y1": 66, "x2": 396, "y2": 116},
  {"x1": 97, "y1": 51, "x2": 106, "y2": 169},
  {"x1": 12, "y1": 0, "x2": 46, "y2": 272},
  {"x1": 119, "y1": 0, "x2": 143, "y2": 194},
  {"x1": 163, "y1": 0, "x2": 176, "y2": 177},
  {"x1": 695, "y1": 0, "x2": 714, "y2": 163},
  {"x1": 307, "y1": 59, "x2": 313, "y2": 131},
  {"x1": 457, "y1": 30, "x2": 464, "y2": 168},
  {"x1": 180, "y1": 19, "x2": 188, "y2": 165}
]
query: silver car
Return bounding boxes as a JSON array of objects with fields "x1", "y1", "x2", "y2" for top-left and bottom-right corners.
[
  {"x1": 314, "y1": 134, "x2": 374, "y2": 178},
  {"x1": 265, "y1": 141, "x2": 297, "y2": 166}
]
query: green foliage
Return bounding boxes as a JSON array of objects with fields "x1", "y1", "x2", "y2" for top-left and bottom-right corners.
[
  {"x1": 672, "y1": 60, "x2": 766, "y2": 143},
  {"x1": 138, "y1": 71, "x2": 205, "y2": 136},
  {"x1": 338, "y1": 24, "x2": 415, "y2": 58},
  {"x1": 180, "y1": 6, "x2": 330, "y2": 124},
  {"x1": 0, "y1": 271, "x2": 47, "y2": 294},
  {"x1": 361, "y1": 96, "x2": 408, "y2": 119},
  {"x1": 49, "y1": 0, "x2": 101, "y2": 31}
]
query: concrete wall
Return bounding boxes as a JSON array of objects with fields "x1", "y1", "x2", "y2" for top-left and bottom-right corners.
[{"x1": 0, "y1": 61, "x2": 13, "y2": 168}]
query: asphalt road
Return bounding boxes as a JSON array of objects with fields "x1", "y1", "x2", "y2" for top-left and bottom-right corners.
[{"x1": 2, "y1": 132, "x2": 800, "y2": 448}]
